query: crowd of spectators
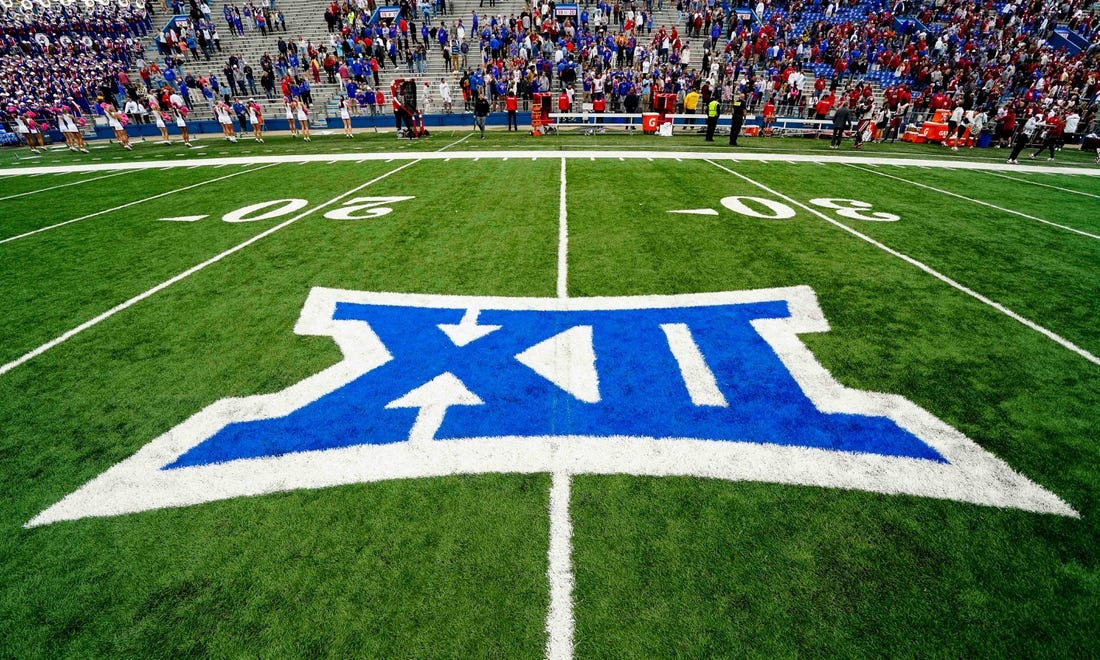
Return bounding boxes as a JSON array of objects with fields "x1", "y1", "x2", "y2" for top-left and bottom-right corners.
[
  {"x1": 1, "y1": 0, "x2": 1098, "y2": 152},
  {"x1": 1, "y1": 4, "x2": 153, "y2": 130}
]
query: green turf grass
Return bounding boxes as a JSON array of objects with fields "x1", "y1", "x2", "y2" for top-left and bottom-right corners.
[{"x1": 0, "y1": 155, "x2": 1097, "y2": 657}]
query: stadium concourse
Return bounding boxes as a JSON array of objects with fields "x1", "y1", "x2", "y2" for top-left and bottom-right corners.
[{"x1": 1, "y1": 0, "x2": 1099, "y2": 153}]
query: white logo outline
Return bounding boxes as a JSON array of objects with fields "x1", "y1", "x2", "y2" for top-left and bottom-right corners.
[{"x1": 28, "y1": 285, "x2": 1077, "y2": 527}]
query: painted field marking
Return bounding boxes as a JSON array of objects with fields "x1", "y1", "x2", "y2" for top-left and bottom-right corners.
[
  {"x1": 845, "y1": 164, "x2": 1100, "y2": 240},
  {"x1": 0, "y1": 160, "x2": 421, "y2": 378},
  {"x1": 557, "y1": 158, "x2": 569, "y2": 300},
  {"x1": 983, "y1": 170, "x2": 1100, "y2": 199},
  {"x1": 669, "y1": 208, "x2": 719, "y2": 216},
  {"x1": 158, "y1": 215, "x2": 208, "y2": 222},
  {"x1": 0, "y1": 165, "x2": 279, "y2": 246},
  {"x1": 706, "y1": 160, "x2": 1100, "y2": 366},
  {"x1": 546, "y1": 156, "x2": 575, "y2": 660},
  {"x1": 2, "y1": 151, "x2": 1099, "y2": 176},
  {"x1": 0, "y1": 170, "x2": 128, "y2": 202}
]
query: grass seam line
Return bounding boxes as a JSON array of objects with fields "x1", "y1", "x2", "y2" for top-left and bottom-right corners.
[
  {"x1": 705, "y1": 159, "x2": 1100, "y2": 366},
  {"x1": 0, "y1": 164, "x2": 279, "y2": 246},
  {"x1": 0, "y1": 159, "x2": 421, "y2": 378},
  {"x1": 981, "y1": 170, "x2": 1100, "y2": 199},
  {"x1": 843, "y1": 163, "x2": 1100, "y2": 240},
  {"x1": 0, "y1": 170, "x2": 129, "y2": 202}
]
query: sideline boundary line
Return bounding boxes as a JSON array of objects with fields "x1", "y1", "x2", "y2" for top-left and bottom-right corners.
[
  {"x1": 0, "y1": 170, "x2": 128, "y2": 202},
  {"x1": 706, "y1": 160, "x2": 1100, "y2": 367},
  {"x1": 982, "y1": 170, "x2": 1100, "y2": 199},
  {"x1": 845, "y1": 163, "x2": 1100, "y2": 241},
  {"x1": 2, "y1": 150, "x2": 1099, "y2": 177},
  {"x1": 0, "y1": 165, "x2": 278, "y2": 246},
  {"x1": 0, "y1": 160, "x2": 421, "y2": 377}
]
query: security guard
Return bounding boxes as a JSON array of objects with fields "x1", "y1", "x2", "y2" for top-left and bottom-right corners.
[
  {"x1": 705, "y1": 97, "x2": 721, "y2": 142},
  {"x1": 729, "y1": 92, "x2": 746, "y2": 146}
]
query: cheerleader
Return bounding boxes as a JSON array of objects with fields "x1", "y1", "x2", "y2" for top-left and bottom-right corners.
[
  {"x1": 12, "y1": 110, "x2": 38, "y2": 154},
  {"x1": 104, "y1": 104, "x2": 132, "y2": 150},
  {"x1": 59, "y1": 106, "x2": 88, "y2": 152},
  {"x1": 174, "y1": 106, "x2": 192, "y2": 147},
  {"x1": 339, "y1": 96, "x2": 353, "y2": 138},
  {"x1": 284, "y1": 97, "x2": 298, "y2": 137},
  {"x1": 247, "y1": 99, "x2": 264, "y2": 143},
  {"x1": 295, "y1": 99, "x2": 311, "y2": 141},
  {"x1": 216, "y1": 101, "x2": 237, "y2": 142},
  {"x1": 153, "y1": 105, "x2": 171, "y2": 144}
]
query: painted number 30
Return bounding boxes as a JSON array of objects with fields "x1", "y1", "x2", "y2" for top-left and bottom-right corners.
[{"x1": 719, "y1": 196, "x2": 900, "y2": 222}]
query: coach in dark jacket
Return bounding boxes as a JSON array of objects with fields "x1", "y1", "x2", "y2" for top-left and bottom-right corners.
[
  {"x1": 830, "y1": 102, "x2": 851, "y2": 149},
  {"x1": 728, "y1": 93, "x2": 746, "y2": 146}
]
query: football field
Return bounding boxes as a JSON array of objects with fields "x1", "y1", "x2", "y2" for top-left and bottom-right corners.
[{"x1": 1, "y1": 136, "x2": 1098, "y2": 657}]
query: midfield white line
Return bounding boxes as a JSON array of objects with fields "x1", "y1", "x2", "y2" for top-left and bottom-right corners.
[
  {"x1": 0, "y1": 165, "x2": 277, "y2": 246},
  {"x1": 0, "y1": 170, "x2": 127, "y2": 202},
  {"x1": 557, "y1": 158, "x2": 569, "y2": 299},
  {"x1": 546, "y1": 471, "x2": 575, "y2": 660},
  {"x1": 545, "y1": 156, "x2": 575, "y2": 660},
  {"x1": 982, "y1": 170, "x2": 1100, "y2": 199},
  {"x1": 706, "y1": 160, "x2": 1100, "y2": 367},
  {"x1": 0, "y1": 160, "x2": 421, "y2": 378},
  {"x1": 845, "y1": 163, "x2": 1100, "y2": 241}
]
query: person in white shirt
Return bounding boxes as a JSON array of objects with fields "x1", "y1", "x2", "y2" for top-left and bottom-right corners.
[
  {"x1": 1008, "y1": 114, "x2": 1042, "y2": 163},
  {"x1": 1062, "y1": 110, "x2": 1080, "y2": 146},
  {"x1": 439, "y1": 78, "x2": 453, "y2": 112}
]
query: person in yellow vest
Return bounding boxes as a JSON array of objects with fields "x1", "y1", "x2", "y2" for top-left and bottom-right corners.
[
  {"x1": 684, "y1": 88, "x2": 701, "y2": 126},
  {"x1": 705, "y1": 97, "x2": 721, "y2": 142}
]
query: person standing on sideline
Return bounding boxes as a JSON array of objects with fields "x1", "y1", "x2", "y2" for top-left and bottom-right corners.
[
  {"x1": 1029, "y1": 113, "x2": 1062, "y2": 161},
  {"x1": 339, "y1": 95, "x2": 354, "y2": 138},
  {"x1": 830, "y1": 101, "x2": 851, "y2": 149},
  {"x1": 946, "y1": 102, "x2": 963, "y2": 150},
  {"x1": 505, "y1": 90, "x2": 518, "y2": 131},
  {"x1": 474, "y1": 92, "x2": 490, "y2": 138},
  {"x1": 247, "y1": 99, "x2": 265, "y2": 142},
  {"x1": 1007, "y1": 114, "x2": 1042, "y2": 164},
  {"x1": 704, "y1": 96, "x2": 720, "y2": 142},
  {"x1": 728, "y1": 93, "x2": 745, "y2": 146}
]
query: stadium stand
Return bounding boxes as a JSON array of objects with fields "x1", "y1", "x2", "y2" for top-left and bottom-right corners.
[{"x1": 1, "y1": 0, "x2": 1098, "y2": 149}]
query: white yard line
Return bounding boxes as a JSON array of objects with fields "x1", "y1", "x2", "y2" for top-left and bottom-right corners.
[
  {"x1": 0, "y1": 170, "x2": 128, "y2": 202},
  {"x1": 435, "y1": 132, "x2": 472, "y2": 151},
  {"x1": 0, "y1": 165, "x2": 278, "y2": 246},
  {"x1": 845, "y1": 164, "x2": 1100, "y2": 241},
  {"x1": 557, "y1": 158, "x2": 569, "y2": 299},
  {"x1": 706, "y1": 160, "x2": 1100, "y2": 366},
  {"x1": 4, "y1": 150, "x2": 1098, "y2": 176},
  {"x1": 0, "y1": 160, "x2": 421, "y2": 377},
  {"x1": 546, "y1": 156, "x2": 575, "y2": 660},
  {"x1": 982, "y1": 170, "x2": 1100, "y2": 199},
  {"x1": 546, "y1": 471, "x2": 575, "y2": 660}
]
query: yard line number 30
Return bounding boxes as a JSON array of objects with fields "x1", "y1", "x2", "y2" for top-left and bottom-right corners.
[{"x1": 720, "y1": 196, "x2": 900, "y2": 222}]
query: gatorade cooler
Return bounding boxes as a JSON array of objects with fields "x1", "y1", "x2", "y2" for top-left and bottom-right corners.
[
  {"x1": 642, "y1": 112, "x2": 659, "y2": 133},
  {"x1": 654, "y1": 93, "x2": 676, "y2": 119}
]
